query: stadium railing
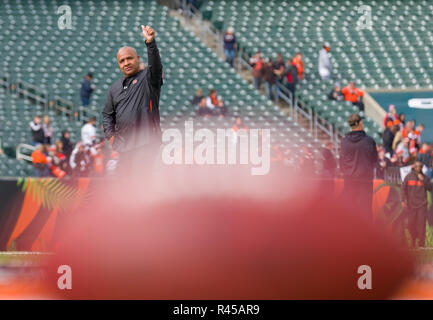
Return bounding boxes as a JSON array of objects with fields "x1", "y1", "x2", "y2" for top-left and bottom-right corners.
[
  {"x1": 16, "y1": 143, "x2": 35, "y2": 162},
  {"x1": 15, "y1": 79, "x2": 49, "y2": 110}
]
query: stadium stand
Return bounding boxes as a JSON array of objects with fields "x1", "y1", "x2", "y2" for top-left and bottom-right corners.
[
  {"x1": 196, "y1": 0, "x2": 433, "y2": 143},
  {"x1": 0, "y1": 0, "x2": 324, "y2": 177}
]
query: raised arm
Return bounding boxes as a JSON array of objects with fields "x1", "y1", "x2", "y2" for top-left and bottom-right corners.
[
  {"x1": 102, "y1": 89, "x2": 115, "y2": 141},
  {"x1": 142, "y1": 25, "x2": 163, "y2": 88}
]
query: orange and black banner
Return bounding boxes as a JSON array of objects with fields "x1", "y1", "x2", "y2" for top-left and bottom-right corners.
[
  {"x1": 0, "y1": 178, "x2": 403, "y2": 252},
  {"x1": 0, "y1": 178, "x2": 95, "y2": 251}
]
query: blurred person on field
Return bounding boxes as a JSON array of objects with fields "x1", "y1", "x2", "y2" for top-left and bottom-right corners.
[
  {"x1": 249, "y1": 50, "x2": 264, "y2": 90},
  {"x1": 42, "y1": 114, "x2": 53, "y2": 145},
  {"x1": 292, "y1": 52, "x2": 304, "y2": 80},
  {"x1": 339, "y1": 114, "x2": 378, "y2": 221},
  {"x1": 375, "y1": 148, "x2": 392, "y2": 180},
  {"x1": 81, "y1": 116, "x2": 97, "y2": 146},
  {"x1": 418, "y1": 143, "x2": 432, "y2": 178},
  {"x1": 192, "y1": 88, "x2": 204, "y2": 106},
  {"x1": 382, "y1": 121, "x2": 398, "y2": 156},
  {"x1": 318, "y1": 42, "x2": 332, "y2": 80},
  {"x1": 341, "y1": 81, "x2": 365, "y2": 111},
  {"x1": 30, "y1": 115, "x2": 45, "y2": 145},
  {"x1": 80, "y1": 72, "x2": 95, "y2": 107},
  {"x1": 395, "y1": 137, "x2": 411, "y2": 165},
  {"x1": 223, "y1": 27, "x2": 237, "y2": 67},
  {"x1": 401, "y1": 161, "x2": 433, "y2": 248}
]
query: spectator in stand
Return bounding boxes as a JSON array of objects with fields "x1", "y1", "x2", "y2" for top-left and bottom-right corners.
[
  {"x1": 42, "y1": 115, "x2": 53, "y2": 145},
  {"x1": 292, "y1": 52, "x2": 304, "y2": 80},
  {"x1": 284, "y1": 57, "x2": 298, "y2": 104},
  {"x1": 299, "y1": 146, "x2": 315, "y2": 176},
  {"x1": 401, "y1": 161, "x2": 433, "y2": 248},
  {"x1": 375, "y1": 148, "x2": 392, "y2": 179},
  {"x1": 223, "y1": 27, "x2": 237, "y2": 67},
  {"x1": 339, "y1": 114, "x2": 378, "y2": 221},
  {"x1": 213, "y1": 99, "x2": 227, "y2": 118},
  {"x1": 273, "y1": 53, "x2": 285, "y2": 100},
  {"x1": 192, "y1": 88, "x2": 204, "y2": 106},
  {"x1": 30, "y1": 115, "x2": 45, "y2": 145},
  {"x1": 31, "y1": 144, "x2": 50, "y2": 177},
  {"x1": 401, "y1": 119, "x2": 415, "y2": 138},
  {"x1": 249, "y1": 50, "x2": 264, "y2": 90},
  {"x1": 61, "y1": 130, "x2": 73, "y2": 166},
  {"x1": 321, "y1": 141, "x2": 336, "y2": 178},
  {"x1": 231, "y1": 116, "x2": 249, "y2": 146},
  {"x1": 398, "y1": 113, "x2": 406, "y2": 129},
  {"x1": 418, "y1": 143, "x2": 432, "y2": 178},
  {"x1": 81, "y1": 116, "x2": 97, "y2": 146},
  {"x1": 382, "y1": 120, "x2": 398, "y2": 156},
  {"x1": 206, "y1": 89, "x2": 221, "y2": 110},
  {"x1": 139, "y1": 62, "x2": 146, "y2": 70},
  {"x1": 80, "y1": 73, "x2": 95, "y2": 107},
  {"x1": 341, "y1": 81, "x2": 365, "y2": 111},
  {"x1": 318, "y1": 42, "x2": 332, "y2": 80},
  {"x1": 414, "y1": 123, "x2": 424, "y2": 146},
  {"x1": 197, "y1": 97, "x2": 212, "y2": 117},
  {"x1": 263, "y1": 58, "x2": 277, "y2": 101},
  {"x1": 328, "y1": 83, "x2": 344, "y2": 101},
  {"x1": 70, "y1": 142, "x2": 91, "y2": 177},
  {"x1": 383, "y1": 104, "x2": 397, "y2": 127},
  {"x1": 52, "y1": 140, "x2": 68, "y2": 172},
  {"x1": 396, "y1": 137, "x2": 411, "y2": 165}
]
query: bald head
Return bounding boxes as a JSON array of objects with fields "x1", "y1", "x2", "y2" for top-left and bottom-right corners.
[{"x1": 117, "y1": 46, "x2": 140, "y2": 77}]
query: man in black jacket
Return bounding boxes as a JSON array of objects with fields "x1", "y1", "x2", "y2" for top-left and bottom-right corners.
[
  {"x1": 340, "y1": 114, "x2": 378, "y2": 221},
  {"x1": 401, "y1": 161, "x2": 433, "y2": 248},
  {"x1": 102, "y1": 25, "x2": 163, "y2": 176}
]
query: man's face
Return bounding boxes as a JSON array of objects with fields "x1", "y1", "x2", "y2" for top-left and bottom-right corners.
[
  {"x1": 117, "y1": 47, "x2": 140, "y2": 77},
  {"x1": 414, "y1": 162, "x2": 423, "y2": 174}
]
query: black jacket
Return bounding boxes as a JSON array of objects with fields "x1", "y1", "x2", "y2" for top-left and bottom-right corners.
[
  {"x1": 401, "y1": 171, "x2": 433, "y2": 209},
  {"x1": 382, "y1": 128, "x2": 395, "y2": 155},
  {"x1": 102, "y1": 40, "x2": 163, "y2": 153},
  {"x1": 340, "y1": 130, "x2": 378, "y2": 180}
]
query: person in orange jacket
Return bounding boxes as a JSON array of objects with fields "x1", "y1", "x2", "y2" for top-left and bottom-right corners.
[
  {"x1": 292, "y1": 52, "x2": 304, "y2": 80},
  {"x1": 341, "y1": 81, "x2": 365, "y2": 111}
]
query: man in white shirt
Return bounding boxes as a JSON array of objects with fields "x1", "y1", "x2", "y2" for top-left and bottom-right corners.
[
  {"x1": 318, "y1": 42, "x2": 332, "y2": 80},
  {"x1": 81, "y1": 116, "x2": 97, "y2": 146}
]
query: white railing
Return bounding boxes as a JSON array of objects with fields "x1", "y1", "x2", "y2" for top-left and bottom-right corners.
[{"x1": 16, "y1": 143, "x2": 35, "y2": 162}]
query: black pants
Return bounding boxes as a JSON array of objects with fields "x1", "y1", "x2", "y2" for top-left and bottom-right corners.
[
  {"x1": 342, "y1": 179, "x2": 373, "y2": 222},
  {"x1": 406, "y1": 205, "x2": 427, "y2": 247},
  {"x1": 353, "y1": 101, "x2": 364, "y2": 112},
  {"x1": 285, "y1": 83, "x2": 296, "y2": 105}
]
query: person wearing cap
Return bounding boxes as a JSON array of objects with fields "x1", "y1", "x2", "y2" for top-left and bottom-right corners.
[
  {"x1": 328, "y1": 83, "x2": 344, "y2": 101},
  {"x1": 318, "y1": 42, "x2": 332, "y2": 80},
  {"x1": 339, "y1": 114, "x2": 378, "y2": 221},
  {"x1": 80, "y1": 72, "x2": 95, "y2": 107},
  {"x1": 401, "y1": 161, "x2": 433, "y2": 248},
  {"x1": 223, "y1": 27, "x2": 237, "y2": 67}
]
